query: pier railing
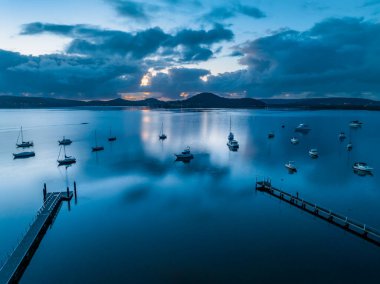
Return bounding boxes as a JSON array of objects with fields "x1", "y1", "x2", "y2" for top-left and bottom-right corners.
[
  {"x1": 255, "y1": 177, "x2": 380, "y2": 246},
  {"x1": 0, "y1": 183, "x2": 77, "y2": 283}
]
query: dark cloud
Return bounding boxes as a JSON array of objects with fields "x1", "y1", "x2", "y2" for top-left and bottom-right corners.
[
  {"x1": 202, "y1": 3, "x2": 265, "y2": 22},
  {"x1": 147, "y1": 17, "x2": 380, "y2": 99},
  {"x1": 21, "y1": 22, "x2": 232, "y2": 62},
  {"x1": 227, "y1": 17, "x2": 380, "y2": 98},
  {"x1": 4, "y1": 17, "x2": 380, "y2": 100},
  {"x1": 362, "y1": 0, "x2": 380, "y2": 7},
  {"x1": 107, "y1": 0, "x2": 149, "y2": 20},
  {"x1": 235, "y1": 3, "x2": 266, "y2": 18},
  {"x1": 0, "y1": 50, "x2": 143, "y2": 99},
  {"x1": 1, "y1": 23, "x2": 233, "y2": 99}
]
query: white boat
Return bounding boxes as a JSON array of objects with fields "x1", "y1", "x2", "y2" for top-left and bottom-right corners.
[
  {"x1": 309, "y1": 149, "x2": 319, "y2": 158},
  {"x1": 57, "y1": 144, "x2": 76, "y2": 166},
  {"x1": 16, "y1": 126, "x2": 33, "y2": 148},
  {"x1": 290, "y1": 137, "x2": 299, "y2": 144},
  {"x1": 295, "y1": 123, "x2": 311, "y2": 133},
  {"x1": 92, "y1": 131, "x2": 104, "y2": 152},
  {"x1": 227, "y1": 117, "x2": 239, "y2": 150},
  {"x1": 13, "y1": 151, "x2": 35, "y2": 159},
  {"x1": 227, "y1": 139, "x2": 239, "y2": 150},
  {"x1": 58, "y1": 136, "x2": 72, "y2": 145},
  {"x1": 347, "y1": 143, "x2": 353, "y2": 151},
  {"x1": 353, "y1": 162, "x2": 373, "y2": 173},
  {"x1": 175, "y1": 146, "x2": 194, "y2": 160},
  {"x1": 338, "y1": 132, "x2": 346, "y2": 140},
  {"x1": 159, "y1": 122, "x2": 167, "y2": 140},
  {"x1": 349, "y1": 120, "x2": 363, "y2": 128},
  {"x1": 285, "y1": 161, "x2": 297, "y2": 172}
]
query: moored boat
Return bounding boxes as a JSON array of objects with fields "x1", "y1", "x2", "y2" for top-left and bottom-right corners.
[
  {"x1": 16, "y1": 127, "x2": 33, "y2": 148},
  {"x1": 349, "y1": 120, "x2": 363, "y2": 128},
  {"x1": 13, "y1": 151, "x2": 35, "y2": 159},
  {"x1": 290, "y1": 137, "x2": 299, "y2": 144},
  {"x1": 108, "y1": 127, "x2": 117, "y2": 142},
  {"x1": 175, "y1": 146, "x2": 194, "y2": 161},
  {"x1": 57, "y1": 144, "x2": 76, "y2": 166},
  {"x1": 309, "y1": 149, "x2": 318, "y2": 158},
  {"x1": 227, "y1": 116, "x2": 239, "y2": 151},
  {"x1": 353, "y1": 162, "x2": 373, "y2": 173},
  {"x1": 295, "y1": 123, "x2": 311, "y2": 133},
  {"x1": 285, "y1": 161, "x2": 297, "y2": 172},
  {"x1": 92, "y1": 131, "x2": 104, "y2": 152},
  {"x1": 159, "y1": 122, "x2": 167, "y2": 140},
  {"x1": 339, "y1": 132, "x2": 346, "y2": 140},
  {"x1": 58, "y1": 136, "x2": 72, "y2": 145},
  {"x1": 347, "y1": 143, "x2": 353, "y2": 151}
]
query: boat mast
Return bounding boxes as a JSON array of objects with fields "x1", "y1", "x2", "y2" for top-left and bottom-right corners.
[
  {"x1": 95, "y1": 130, "x2": 98, "y2": 147},
  {"x1": 21, "y1": 126, "x2": 24, "y2": 142},
  {"x1": 63, "y1": 144, "x2": 67, "y2": 158},
  {"x1": 229, "y1": 116, "x2": 232, "y2": 132},
  {"x1": 161, "y1": 122, "x2": 164, "y2": 135}
]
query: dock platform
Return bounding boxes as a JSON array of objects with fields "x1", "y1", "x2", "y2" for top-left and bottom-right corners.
[
  {"x1": 0, "y1": 188, "x2": 74, "y2": 284},
  {"x1": 256, "y1": 179, "x2": 380, "y2": 247}
]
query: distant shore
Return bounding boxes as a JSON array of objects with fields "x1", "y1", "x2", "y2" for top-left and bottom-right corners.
[{"x1": 1, "y1": 92, "x2": 379, "y2": 110}]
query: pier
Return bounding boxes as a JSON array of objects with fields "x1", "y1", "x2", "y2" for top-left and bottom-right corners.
[
  {"x1": 256, "y1": 178, "x2": 380, "y2": 247},
  {"x1": 0, "y1": 183, "x2": 77, "y2": 284}
]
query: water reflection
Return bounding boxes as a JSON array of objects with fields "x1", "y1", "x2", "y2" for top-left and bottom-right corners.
[{"x1": 0, "y1": 108, "x2": 379, "y2": 283}]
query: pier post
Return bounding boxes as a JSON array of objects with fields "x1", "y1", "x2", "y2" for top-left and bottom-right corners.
[
  {"x1": 74, "y1": 181, "x2": 77, "y2": 204},
  {"x1": 43, "y1": 183, "x2": 47, "y2": 202},
  {"x1": 66, "y1": 186, "x2": 69, "y2": 198}
]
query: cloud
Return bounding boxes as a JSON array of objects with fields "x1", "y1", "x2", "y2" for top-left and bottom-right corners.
[
  {"x1": 21, "y1": 22, "x2": 233, "y2": 62},
  {"x1": 107, "y1": 0, "x2": 149, "y2": 20},
  {"x1": 202, "y1": 2, "x2": 265, "y2": 22},
  {"x1": 144, "y1": 68, "x2": 209, "y2": 98},
  {"x1": 1, "y1": 23, "x2": 233, "y2": 99},
  {"x1": 0, "y1": 50, "x2": 143, "y2": 98},
  {"x1": 362, "y1": 0, "x2": 380, "y2": 7},
  {"x1": 207, "y1": 17, "x2": 380, "y2": 98},
  {"x1": 5, "y1": 17, "x2": 380, "y2": 100},
  {"x1": 146, "y1": 17, "x2": 380, "y2": 99}
]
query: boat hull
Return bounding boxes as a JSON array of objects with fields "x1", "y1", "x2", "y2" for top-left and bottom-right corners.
[
  {"x1": 13, "y1": 152, "x2": 35, "y2": 159},
  {"x1": 57, "y1": 159, "x2": 76, "y2": 165},
  {"x1": 92, "y1": 146, "x2": 104, "y2": 152}
]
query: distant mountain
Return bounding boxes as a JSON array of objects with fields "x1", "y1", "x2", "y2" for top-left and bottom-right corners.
[
  {"x1": 0, "y1": 93, "x2": 379, "y2": 110},
  {"x1": 0, "y1": 95, "x2": 86, "y2": 108},
  {"x1": 166, "y1": 92, "x2": 266, "y2": 108},
  {"x1": 263, "y1": 97, "x2": 380, "y2": 110}
]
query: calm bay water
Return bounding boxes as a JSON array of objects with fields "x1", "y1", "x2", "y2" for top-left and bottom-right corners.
[{"x1": 0, "y1": 108, "x2": 379, "y2": 283}]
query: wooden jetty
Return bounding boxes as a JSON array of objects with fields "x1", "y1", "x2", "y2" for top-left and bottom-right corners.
[
  {"x1": 0, "y1": 183, "x2": 77, "y2": 284},
  {"x1": 256, "y1": 178, "x2": 380, "y2": 247}
]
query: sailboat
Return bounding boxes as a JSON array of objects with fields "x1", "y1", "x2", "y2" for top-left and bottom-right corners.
[
  {"x1": 159, "y1": 122, "x2": 167, "y2": 140},
  {"x1": 58, "y1": 136, "x2": 72, "y2": 145},
  {"x1": 227, "y1": 116, "x2": 239, "y2": 151},
  {"x1": 57, "y1": 144, "x2": 76, "y2": 166},
  {"x1": 92, "y1": 131, "x2": 104, "y2": 152},
  {"x1": 16, "y1": 126, "x2": 33, "y2": 148},
  {"x1": 108, "y1": 127, "x2": 117, "y2": 142}
]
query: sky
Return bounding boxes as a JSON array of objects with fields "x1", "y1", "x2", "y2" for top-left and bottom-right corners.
[{"x1": 0, "y1": 0, "x2": 380, "y2": 100}]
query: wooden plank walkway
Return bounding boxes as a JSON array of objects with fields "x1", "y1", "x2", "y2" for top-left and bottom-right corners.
[
  {"x1": 0, "y1": 191, "x2": 73, "y2": 284},
  {"x1": 256, "y1": 179, "x2": 380, "y2": 247}
]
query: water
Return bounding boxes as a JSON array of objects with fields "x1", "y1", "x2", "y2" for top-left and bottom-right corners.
[{"x1": 0, "y1": 108, "x2": 379, "y2": 283}]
